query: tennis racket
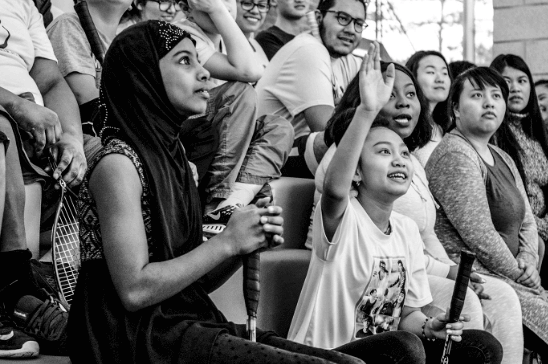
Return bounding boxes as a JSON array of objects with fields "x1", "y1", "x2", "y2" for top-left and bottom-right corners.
[{"x1": 50, "y1": 171, "x2": 81, "y2": 308}]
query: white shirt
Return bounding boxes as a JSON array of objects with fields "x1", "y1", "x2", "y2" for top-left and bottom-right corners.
[{"x1": 288, "y1": 197, "x2": 432, "y2": 349}]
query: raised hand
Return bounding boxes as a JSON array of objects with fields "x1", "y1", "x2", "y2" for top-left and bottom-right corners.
[
  {"x1": 186, "y1": 0, "x2": 225, "y2": 14},
  {"x1": 358, "y1": 42, "x2": 395, "y2": 114}
]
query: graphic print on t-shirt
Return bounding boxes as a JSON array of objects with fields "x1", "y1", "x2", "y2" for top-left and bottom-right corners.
[
  {"x1": 354, "y1": 257, "x2": 407, "y2": 338},
  {"x1": 0, "y1": 19, "x2": 11, "y2": 49}
]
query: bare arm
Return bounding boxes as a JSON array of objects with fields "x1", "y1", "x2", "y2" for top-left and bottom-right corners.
[
  {"x1": 30, "y1": 57, "x2": 86, "y2": 186},
  {"x1": 189, "y1": 0, "x2": 263, "y2": 82},
  {"x1": 322, "y1": 44, "x2": 394, "y2": 240},
  {"x1": 91, "y1": 155, "x2": 283, "y2": 311},
  {"x1": 303, "y1": 105, "x2": 335, "y2": 132},
  {"x1": 399, "y1": 306, "x2": 467, "y2": 342},
  {"x1": 64, "y1": 72, "x2": 99, "y2": 105}
]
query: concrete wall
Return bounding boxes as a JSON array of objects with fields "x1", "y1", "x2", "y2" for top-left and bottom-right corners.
[{"x1": 493, "y1": 0, "x2": 548, "y2": 80}]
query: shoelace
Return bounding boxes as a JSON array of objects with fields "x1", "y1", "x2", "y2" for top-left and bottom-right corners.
[{"x1": 24, "y1": 297, "x2": 67, "y2": 341}]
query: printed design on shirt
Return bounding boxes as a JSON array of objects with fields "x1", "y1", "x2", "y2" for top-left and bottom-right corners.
[
  {"x1": 0, "y1": 18, "x2": 11, "y2": 49},
  {"x1": 354, "y1": 257, "x2": 407, "y2": 338}
]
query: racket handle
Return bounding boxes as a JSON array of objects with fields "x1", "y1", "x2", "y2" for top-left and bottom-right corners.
[
  {"x1": 306, "y1": 11, "x2": 321, "y2": 40},
  {"x1": 243, "y1": 251, "x2": 260, "y2": 341},
  {"x1": 74, "y1": 1, "x2": 106, "y2": 65},
  {"x1": 449, "y1": 250, "x2": 476, "y2": 322}
]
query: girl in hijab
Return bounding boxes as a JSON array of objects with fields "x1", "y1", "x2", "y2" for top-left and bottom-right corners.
[{"x1": 67, "y1": 20, "x2": 400, "y2": 364}]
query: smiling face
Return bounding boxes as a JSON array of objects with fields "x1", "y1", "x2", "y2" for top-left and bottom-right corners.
[
  {"x1": 159, "y1": 38, "x2": 211, "y2": 117},
  {"x1": 502, "y1": 66, "x2": 531, "y2": 114},
  {"x1": 139, "y1": 1, "x2": 178, "y2": 22},
  {"x1": 536, "y1": 83, "x2": 548, "y2": 124},
  {"x1": 416, "y1": 55, "x2": 450, "y2": 106},
  {"x1": 378, "y1": 70, "x2": 421, "y2": 140},
  {"x1": 454, "y1": 79, "x2": 506, "y2": 140},
  {"x1": 235, "y1": 0, "x2": 269, "y2": 35},
  {"x1": 317, "y1": 0, "x2": 366, "y2": 58},
  {"x1": 277, "y1": 0, "x2": 309, "y2": 20},
  {"x1": 358, "y1": 127, "x2": 414, "y2": 199}
]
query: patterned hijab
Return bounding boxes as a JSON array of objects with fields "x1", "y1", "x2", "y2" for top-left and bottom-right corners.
[{"x1": 99, "y1": 20, "x2": 202, "y2": 260}]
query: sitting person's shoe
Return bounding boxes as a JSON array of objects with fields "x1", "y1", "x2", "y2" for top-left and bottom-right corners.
[
  {"x1": 0, "y1": 305, "x2": 39, "y2": 358},
  {"x1": 30, "y1": 259, "x2": 59, "y2": 300},
  {"x1": 13, "y1": 294, "x2": 68, "y2": 355},
  {"x1": 203, "y1": 204, "x2": 242, "y2": 238}
]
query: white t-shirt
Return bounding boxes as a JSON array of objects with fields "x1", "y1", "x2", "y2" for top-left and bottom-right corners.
[
  {"x1": 0, "y1": 0, "x2": 57, "y2": 106},
  {"x1": 288, "y1": 197, "x2": 432, "y2": 349},
  {"x1": 256, "y1": 33, "x2": 361, "y2": 139}
]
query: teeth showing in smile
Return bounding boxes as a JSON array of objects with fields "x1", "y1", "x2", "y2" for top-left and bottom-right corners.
[
  {"x1": 394, "y1": 117, "x2": 409, "y2": 125},
  {"x1": 388, "y1": 173, "x2": 406, "y2": 180},
  {"x1": 245, "y1": 17, "x2": 259, "y2": 23}
]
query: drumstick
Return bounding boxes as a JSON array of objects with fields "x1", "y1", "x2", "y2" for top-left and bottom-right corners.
[
  {"x1": 243, "y1": 252, "x2": 260, "y2": 342},
  {"x1": 440, "y1": 250, "x2": 476, "y2": 364}
]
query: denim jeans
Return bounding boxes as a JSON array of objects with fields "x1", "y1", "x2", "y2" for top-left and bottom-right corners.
[{"x1": 182, "y1": 81, "x2": 294, "y2": 204}]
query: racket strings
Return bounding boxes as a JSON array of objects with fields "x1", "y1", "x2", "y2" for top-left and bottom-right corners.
[{"x1": 52, "y1": 189, "x2": 81, "y2": 306}]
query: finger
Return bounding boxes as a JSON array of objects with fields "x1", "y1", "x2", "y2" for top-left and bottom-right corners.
[
  {"x1": 33, "y1": 129, "x2": 47, "y2": 156},
  {"x1": 384, "y1": 63, "x2": 395, "y2": 87},
  {"x1": 262, "y1": 223, "x2": 283, "y2": 236},
  {"x1": 54, "y1": 123, "x2": 63, "y2": 142},
  {"x1": 258, "y1": 205, "x2": 283, "y2": 216},
  {"x1": 45, "y1": 127, "x2": 58, "y2": 148},
  {"x1": 260, "y1": 215, "x2": 283, "y2": 226},
  {"x1": 450, "y1": 335, "x2": 462, "y2": 343},
  {"x1": 373, "y1": 41, "x2": 380, "y2": 69},
  {"x1": 470, "y1": 272, "x2": 486, "y2": 283},
  {"x1": 366, "y1": 43, "x2": 375, "y2": 72},
  {"x1": 53, "y1": 150, "x2": 73, "y2": 181},
  {"x1": 69, "y1": 159, "x2": 86, "y2": 188},
  {"x1": 254, "y1": 197, "x2": 270, "y2": 208}
]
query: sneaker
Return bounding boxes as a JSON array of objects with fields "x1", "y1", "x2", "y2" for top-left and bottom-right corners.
[
  {"x1": 0, "y1": 306, "x2": 39, "y2": 358},
  {"x1": 30, "y1": 259, "x2": 59, "y2": 300},
  {"x1": 202, "y1": 204, "x2": 241, "y2": 238},
  {"x1": 13, "y1": 294, "x2": 68, "y2": 355}
]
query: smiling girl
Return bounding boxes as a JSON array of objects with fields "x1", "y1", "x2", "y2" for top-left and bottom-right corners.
[{"x1": 288, "y1": 45, "x2": 502, "y2": 363}]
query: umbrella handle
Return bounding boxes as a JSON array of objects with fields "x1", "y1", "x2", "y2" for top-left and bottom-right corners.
[
  {"x1": 243, "y1": 251, "x2": 260, "y2": 342},
  {"x1": 74, "y1": 0, "x2": 106, "y2": 65}
]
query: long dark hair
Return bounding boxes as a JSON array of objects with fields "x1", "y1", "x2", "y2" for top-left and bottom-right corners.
[
  {"x1": 406, "y1": 50, "x2": 453, "y2": 133},
  {"x1": 121, "y1": 0, "x2": 147, "y2": 24},
  {"x1": 325, "y1": 62, "x2": 431, "y2": 151},
  {"x1": 490, "y1": 54, "x2": 548, "y2": 188}
]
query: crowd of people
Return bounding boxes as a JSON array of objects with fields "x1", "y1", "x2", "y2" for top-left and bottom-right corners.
[{"x1": 0, "y1": 0, "x2": 547, "y2": 363}]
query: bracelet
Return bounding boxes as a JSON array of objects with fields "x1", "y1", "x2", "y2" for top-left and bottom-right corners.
[{"x1": 421, "y1": 317, "x2": 436, "y2": 341}]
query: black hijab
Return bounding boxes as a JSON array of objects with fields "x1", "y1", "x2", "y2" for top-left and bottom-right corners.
[{"x1": 99, "y1": 20, "x2": 202, "y2": 260}]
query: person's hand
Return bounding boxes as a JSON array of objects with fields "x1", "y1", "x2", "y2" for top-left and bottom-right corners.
[
  {"x1": 470, "y1": 272, "x2": 491, "y2": 300},
  {"x1": 186, "y1": 0, "x2": 224, "y2": 15},
  {"x1": 517, "y1": 258, "x2": 541, "y2": 289},
  {"x1": 221, "y1": 200, "x2": 284, "y2": 256},
  {"x1": 357, "y1": 42, "x2": 395, "y2": 114},
  {"x1": 427, "y1": 309, "x2": 470, "y2": 342},
  {"x1": 9, "y1": 97, "x2": 62, "y2": 157},
  {"x1": 48, "y1": 133, "x2": 87, "y2": 187},
  {"x1": 189, "y1": 161, "x2": 199, "y2": 187}
]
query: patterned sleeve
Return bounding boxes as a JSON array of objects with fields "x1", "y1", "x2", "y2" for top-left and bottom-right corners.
[{"x1": 428, "y1": 150, "x2": 524, "y2": 281}]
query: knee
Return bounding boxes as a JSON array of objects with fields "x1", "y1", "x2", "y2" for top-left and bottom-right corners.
[
  {"x1": 387, "y1": 331, "x2": 426, "y2": 363},
  {"x1": 460, "y1": 330, "x2": 504, "y2": 364}
]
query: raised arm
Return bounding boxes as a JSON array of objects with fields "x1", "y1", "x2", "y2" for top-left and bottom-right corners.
[
  {"x1": 91, "y1": 154, "x2": 283, "y2": 312},
  {"x1": 188, "y1": 0, "x2": 263, "y2": 82},
  {"x1": 428, "y1": 150, "x2": 524, "y2": 281},
  {"x1": 322, "y1": 44, "x2": 394, "y2": 240}
]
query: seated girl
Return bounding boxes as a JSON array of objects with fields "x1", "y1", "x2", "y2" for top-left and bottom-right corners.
[
  {"x1": 67, "y1": 21, "x2": 413, "y2": 364},
  {"x1": 316, "y1": 62, "x2": 522, "y2": 364},
  {"x1": 425, "y1": 66, "x2": 548, "y2": 360},
  {"x1": 288, "y1": 44, "x2": 503, "y2": 364}
]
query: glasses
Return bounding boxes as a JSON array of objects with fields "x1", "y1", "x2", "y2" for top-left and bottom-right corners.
[
  {"x1": 240, "y1": 1, "x2": 271, "y2": 13},
  {"x1": 325, "y1": 10, "x2": 368, "y2": 33},
  {"x1": 151, "y1": 0, "x2": 181, "y2": 12}
]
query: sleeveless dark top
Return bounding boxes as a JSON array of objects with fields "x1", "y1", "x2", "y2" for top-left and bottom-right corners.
[
  {"x1": 68, "y1": 139, "x2": 248, "y2": 364},
  {"x1": 484, "y1": 147, "x2": 526, "y2": 257}
]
